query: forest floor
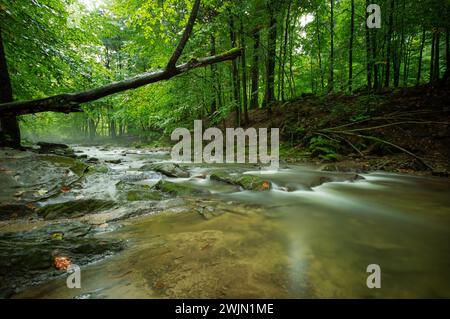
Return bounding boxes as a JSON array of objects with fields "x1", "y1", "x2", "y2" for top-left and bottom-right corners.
[{"x1": 220, "y1": 84, "x2": 450, "y2": 177}]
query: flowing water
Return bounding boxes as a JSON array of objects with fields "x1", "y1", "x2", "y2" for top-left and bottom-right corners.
[{"x1": 12, "y1": 146, "x2": 450, "y2": 298}]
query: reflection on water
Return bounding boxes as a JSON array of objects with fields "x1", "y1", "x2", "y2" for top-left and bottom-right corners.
[{"x1": 13, "y1": 147, "x2": 450, "y2": 298}]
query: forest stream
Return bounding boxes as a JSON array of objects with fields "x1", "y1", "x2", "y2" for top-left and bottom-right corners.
[{"x1": 1, "y1": 145, "x2": 450, "y2": 298}]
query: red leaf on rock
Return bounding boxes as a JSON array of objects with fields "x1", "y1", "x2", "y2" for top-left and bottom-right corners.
[{"x1": 54, "y1": 256, "x2": 72, "y2": 270}]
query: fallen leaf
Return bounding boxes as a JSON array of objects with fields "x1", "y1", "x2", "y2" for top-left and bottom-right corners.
[
  {"x1": 262, "y1": 181, "x2": 271, "y2": 190},
  {"x1": 26, "y1": 203, "x2": 36, "y2": 210},
  {"x1": 54, "y1": 256, "x2": 72, "y2": 270},
  {"x1": 61, "y1": 186, "x2": 71, "y2": 193},
  {"x1": 51, "y1": 232, "x2": 64, "y2": 240}
]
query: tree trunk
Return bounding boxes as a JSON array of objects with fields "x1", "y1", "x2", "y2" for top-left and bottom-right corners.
[
  {"x1": 316, "y1": 13, "x2": 325, "y2": 91},
  {"x1": 239, "y1": 17, "x2": 249, "y2": 125},
  {"x1": 0, "y1": 26, "x2": 20, "y2": 148},
  {"x1": 446, "y1": 28, "x2": 450, "y2": 78},
  {"x1": 348, "y1": 0, "x2": 355, "y2": 93},
  {"x1": 229, "y1": 16, "x2": 241, "y2": 125},
  {"x1": 385, "y1": 0, "x2": 395, "y2": 87},
  {"x1": 430, "y1": 31, "x2": 436, "y2": 82},
  {"x1": 264, "y1": 6, "x2": 277, "y2": 113},
  {"x1": 210, "y1": 33, "x2": 217, "y2": 114},
  {"x1": 328, "y1": 0, "x2": 334, "y2": 92},
  {"x1": 417, "y1": 28, "x2": 426, "y2": 85},
  {"x1": 250, "y1": 27, "x2": 260, "y2": 109},
  {"x1": 434, "y1": 31, "x2": 440, "y2": 81},
  {"x1": 365, "y1": 0, "x2": 372, "y2": 89},
  {"x1": 281, "y1": 1, "x2": 291, "y2": 102}
]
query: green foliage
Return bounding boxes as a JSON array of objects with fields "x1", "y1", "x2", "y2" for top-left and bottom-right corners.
[{"x1": 308, "y1": 135, "x2": 339, "y2": 162}]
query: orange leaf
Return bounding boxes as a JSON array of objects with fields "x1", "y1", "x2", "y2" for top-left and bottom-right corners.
[
  {"x1": 262, "y1": 181, "x2": 271, "y2": 190},
  {"x1": 61, "y1": 186, "x2": 71, "y2": 193},
  {"x1": 54, "y1": 256, "x2": 72, "y2": 270}
]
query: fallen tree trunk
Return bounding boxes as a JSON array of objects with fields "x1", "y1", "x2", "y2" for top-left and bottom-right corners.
[{"x1": 0, "y1": 48, "x2": 241, "y2": 117}]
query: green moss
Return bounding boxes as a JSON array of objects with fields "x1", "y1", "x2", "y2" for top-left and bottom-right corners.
[
  {"x1": 210, "y1": 172, "x2": 270, "y2": 191},
  {"x1": 126, "y1": 190, "x2": 163, "y2": 201},
  {"x1": 38, "y1": 154, "x2": 88, "y2": 176},
  {"x1": 38, "y1": 199, "x2": 116, "y2": 220},
  {"x1": 153, "y1": 180, "x2": 204, "y2": 196}
]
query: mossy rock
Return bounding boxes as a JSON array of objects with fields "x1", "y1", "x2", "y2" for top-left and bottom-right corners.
[
  {"x1": 38, "y1": 199, "x2": 116, "y2": 220},
  {"x1": 38, "y1": 154, "x2": 88, "y2": 176},
  {"x1": 210, "y1": 171, "x2": 270, "y2": 191},
  {"x1": 116, "y1": 180, "x2": 163, "y2": 201},
  {"x1": 126, "y1": 190, "x2": 163, "y2": 201},
  {"x1": 139, "y1": 162, "x2": 189, "y2": 178},
  {"x1": 153, "y1": 180, "x2": 206, "y2": 196}
]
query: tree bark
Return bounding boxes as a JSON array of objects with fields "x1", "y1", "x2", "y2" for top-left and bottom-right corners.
[
  {"x1": 0, "y1": 49, "x2": 241, "y2": 117},
  {"x1": 250, "y1": 27, "x2": 260, "y2": 109},
  {"x1": 229, "y1": 15, "x2": 241, "y2": 126},
  {"x1": 328, "y1": 0, "x2": 334, "y2": 92},
  {"x1": 210, "y1": 33, "x2": 217, "y2": 114},
  {"x1": 264, "y1": 5, "x2": 277, "y2": 113},
  {"x1": 348, "y1": 0, "x2": 355, "y2": 93},
  {"x1": 417, "y1": 28, "x2": 426, "y2": 85},
  {"x1": 0, "y1": 26, "x2": 21, "y2": 148},
  {"x1": 430, "y1": 31, "x2": 436, "y2": 82},
  {"x1": 239, "y1": 17, "x2": 249, "y2": 125},
  {"x1": 365, "y1": 0, "x2": 372, "y2": 89},
  {"x1": 385, "y1": 0, "x2": 395, "y2": 87},
  {"x1": 166, "y1": 0, "x2": 201, "y2": 70}
]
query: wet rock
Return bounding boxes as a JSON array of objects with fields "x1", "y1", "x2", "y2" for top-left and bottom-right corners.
[
  {"x1": 37, "y1": 199, "x2": 116, "y2": 220},
  {"x1": 37, "y1": 142, "x2": 69, "y2": 150},
  {"x1": 153, "y1": 180, "x2": 207, "y2": 196},
  {"x1": 0, "y1": 204, "x2": 36, "y2": 221},
  {"x1": 106, "y1": 159, "x2": 122, "y2": 164},
  {"x1": 309, "y1": 174, "x2": 364, "y2": 188},
  {"x1": 116, "y1": 181, "x2": 164, "y2": 201},
  {"x1": 87, "y1": 157, "x2": 99, "y2": 163},
  {"x1": 432, "y1": 169, "x2": 449, "y2": 177},
  {"x1": 37, "y1": 142, "x2": 76, "y2": 158},
  {"x1": 139, "y1": 162, "x2": 189, "y2": 178},
  {"x1": 210, "y1": 171, "x2": 270, "y2": 191},
  {"x1": 0, "y1": 221, "x2": 124, "y2": 297},
  {"x1": 0, "y1": 153, "x2": 88, "y2": 204}
]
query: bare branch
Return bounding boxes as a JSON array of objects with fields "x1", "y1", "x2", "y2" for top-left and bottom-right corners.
[
  {"x1": 166, "y1": 0, "x2": 201, "y2": 70},
  {"x1": 0, "y1": 48, "x2": 241, "y2": 117}
]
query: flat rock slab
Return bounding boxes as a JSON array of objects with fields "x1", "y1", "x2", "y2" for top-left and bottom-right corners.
[{"x1": 0, "y1": 149, "x2": 88, "y2": 210}]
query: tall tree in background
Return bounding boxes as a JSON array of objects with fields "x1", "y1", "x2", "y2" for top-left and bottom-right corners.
[
  {"x1": 250, "y1": 26, "x2": 261, "y2": 109},
  {"x1": 328, "y1": 0, "x2": 334, "y2": 92},
  {"x1": 385, "y1": 0, "x2": 395, "y2": 87},
  {"x1": 264, "y1": 1, "x2": 277, "y2": 112},
  {"x1": 348, "y1": 0, "x2": 355, "y2": 93}
]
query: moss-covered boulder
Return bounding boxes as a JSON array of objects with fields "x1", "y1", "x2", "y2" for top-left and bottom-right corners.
[
  {"x1": 153, "y1": 180, "x2": 207, "y2": 196},
  {"x1": 115, "y1": 180, "x2": 163, "y2": 201},
  {"x1": 38, "y1": 199, "x2": 116, "y2": 220},
  {"x1": 139, "y1": 162, "x2": 189, "y2": 178},
  {"x1": 210, "y1": 171, "x2": 271, "y2": 191}
]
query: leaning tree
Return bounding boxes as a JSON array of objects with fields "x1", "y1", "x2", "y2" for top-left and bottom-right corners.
[{"x1": 0, "y1": 0, "x2": 241, "y2": 148}]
